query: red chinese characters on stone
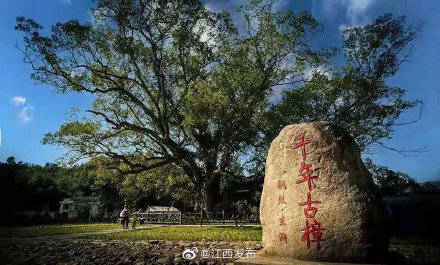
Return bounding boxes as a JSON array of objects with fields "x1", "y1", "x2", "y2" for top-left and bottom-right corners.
[
  {"x1": 279, "y1": 232, "x2": 288, "y2": 244},
  {"x1": 277, "y1": 178, "x2": 287, "y2": 241},
  {"x1": 298, "y1": 192, "x2": 321, "y2": 219},
  {"x1": 292, "y1": 133, "x2": 312, "y2": 161},
  {"x1": 277, "y1": 180, "x2": 287, "y2": 189},
  {"x1": 296, "y1": 161, "x2": 320, "y2": 192},
  {"x1": 279, "y1": 215, "x2": 287, "y2": 226},
  {"x1": 300, "y1": 219, "x2": 325, "y2": 251},
  {"x1": 293, "y1": 133, "x2": 325, "y2": 251},
  {"x1": 278, "y1": 195, "x2": 287, "y2": 205}
]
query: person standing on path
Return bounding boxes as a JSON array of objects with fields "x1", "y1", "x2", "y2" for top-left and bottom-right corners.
[
  {"x1": 132, "y1": 212, "x2": 139, "y2": 230},
  {"x1": 119, "y1": 207, "x2": 130, "y2": 229}
]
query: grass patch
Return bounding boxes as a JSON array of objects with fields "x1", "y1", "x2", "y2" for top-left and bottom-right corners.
[
  {"x1": 391, "y1": 236, "x2": 440, "y2": 246},
  {"x1": 82, "y1": 225, "x2": 262, "y2": 242},
  {"x1": 390, "y1": 236, "x2": 440, "y2": 264},
  {"x1": 390, "y1": 244, "x2": 440, "y2": 264},
  {"x1": 0, "y1": 223, "x2": 120, "y2": 238}
]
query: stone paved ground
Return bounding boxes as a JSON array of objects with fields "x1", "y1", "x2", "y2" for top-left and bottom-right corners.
[
  {"x1": 1, "y1": 225, "x2": 438, "y2": 265},
  {"x1": 0, "y1": 237, "x2": 262, "y2": 265},
  {"x1": 2, "y1": 237, "x2": 440, "y2": 265}
]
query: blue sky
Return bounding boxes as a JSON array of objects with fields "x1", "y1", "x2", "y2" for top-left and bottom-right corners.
[{"x1": 0, "y1": 0, "x2": 439, "y2": 182}]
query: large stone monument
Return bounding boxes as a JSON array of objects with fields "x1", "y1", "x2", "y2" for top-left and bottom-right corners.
[{"x1": 259, "y1": 122, "x2": 389, "y2": 263}]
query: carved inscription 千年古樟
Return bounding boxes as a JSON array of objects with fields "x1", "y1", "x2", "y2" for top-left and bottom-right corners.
[{"x1": 292, "y1": 133, "x2": 325, "y2": 251}]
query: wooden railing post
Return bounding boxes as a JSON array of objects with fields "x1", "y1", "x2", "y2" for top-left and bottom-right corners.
[{"x1": 179, "y1": 212, "x2": 182, "y2": 225}]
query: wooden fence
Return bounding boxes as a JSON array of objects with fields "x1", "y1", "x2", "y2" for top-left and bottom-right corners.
[{"x1": 137, "y1": 211, "x2": 260, "y2": 226}]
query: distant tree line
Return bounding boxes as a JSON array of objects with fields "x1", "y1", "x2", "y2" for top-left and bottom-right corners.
[
  {"x1": 365, "y1": 159, "x2": 439, "y2": 197},
  {"x1": 1, "y1": 154, "x2": 438, "y2": 226},
  {"x1": 0, "y1": 156, "x2": 182, "y2": 224},
  {"x1": 0, "y1": 155, "x2": 224, "y2": 225},
  {"x1": 0, "y1": 157, "x2": 94, "y2": 225}
]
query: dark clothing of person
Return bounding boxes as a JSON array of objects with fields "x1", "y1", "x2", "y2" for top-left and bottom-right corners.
[{"x1": 123, "y1": 217, "x2": 129, "y2": 229}]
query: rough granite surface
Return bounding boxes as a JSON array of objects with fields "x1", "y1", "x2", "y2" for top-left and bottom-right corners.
[{"x1": 259, "y1": 122, "x2": 389, "y2": 263}]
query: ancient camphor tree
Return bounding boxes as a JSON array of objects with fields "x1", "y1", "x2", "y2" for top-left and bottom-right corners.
[{"x1": 16, "y1": 0, "x2": 420, "y2": 211}]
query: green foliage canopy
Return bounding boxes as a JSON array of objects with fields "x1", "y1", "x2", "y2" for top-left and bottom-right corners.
[{"x1": 16, "y1": 0, "x2": 421, "y2": 210}]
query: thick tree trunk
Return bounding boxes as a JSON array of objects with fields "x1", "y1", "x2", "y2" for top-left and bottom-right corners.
[
  {"x1": 202, "y1": 177, "x2": 220, "y2": 212},
  {"x1": 178, "y1": 155, "x2": 221, "y2": 212}
]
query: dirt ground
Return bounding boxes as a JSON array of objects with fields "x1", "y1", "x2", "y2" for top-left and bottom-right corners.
[{"x1": 0, "y1": 237, "x2": 262, "y2": 265}]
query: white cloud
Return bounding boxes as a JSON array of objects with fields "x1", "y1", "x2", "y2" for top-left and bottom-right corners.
[
  {"x1": 322, "y1": 0, "x2": 372, "y2": 28},
  {"x1": 272, "y1": 0, "x2": 289, "y2": 12},
  {"x1": 18, "y1": 106, "x2": 35, "y2": 124},
  {"x1": 345, "y1": 0, "x2": 371, "y2": 25},
  {"x1": 61, "y1": 0, "x2": 71, "y2": 5},
  {"x1": 205, "y1": 0, "x2": 287, "y2": 37},
  {"x1": 193, "y1": 7, "x2": 218, "y2": 47},
  {"x1": 12, "y1": 96, "x2": 26, "y2": 106},
  {"x1": 11, "y1": 96, "x2": 35, "y2": 123},
  {"x1": 304, "y1": 66, "x2": 332, "y2": 81},
  {"x1": 338, "y1": 24, "x2": 351, "y2": 33},
  {"x1": 269, "y1": 66, "x2": 332, "y2": 104},
  {"x1": 206, "y1": 0, "x2": 287, "y2": 12}
]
